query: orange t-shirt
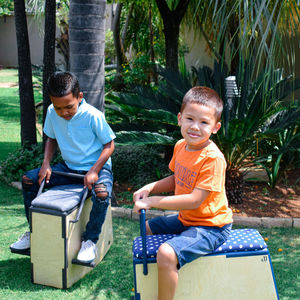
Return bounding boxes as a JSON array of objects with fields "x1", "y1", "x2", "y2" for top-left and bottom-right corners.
[{"x1": 169, "y1": 139, "x2": 232, "y2": 227}]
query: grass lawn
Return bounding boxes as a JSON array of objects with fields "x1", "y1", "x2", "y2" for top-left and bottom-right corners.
[
  {"x1": 0, "y1": 181, "x2": 138, "y2": 300},
  {"x1": 0, "y1": 181, "x2": 300, "y2": 299},
  {"x1": 0, "y1": 68, "x2": 42, "y2": 162}
]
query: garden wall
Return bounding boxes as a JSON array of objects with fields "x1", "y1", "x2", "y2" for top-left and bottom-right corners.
[{"x1": 0, "y1": 15, "x2": 64, "y2": 68}]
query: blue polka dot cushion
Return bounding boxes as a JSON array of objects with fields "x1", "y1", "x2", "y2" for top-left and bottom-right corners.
[{"x1": 132, "y1": 229, "x2": 268, "y2": 259}]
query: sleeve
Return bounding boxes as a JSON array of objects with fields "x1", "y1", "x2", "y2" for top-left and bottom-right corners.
[
  {"x1": 168, "y1": 140, "x2": 183, "y2": 172},
  {"x1": 195, "y1": 156, "x2": 226, "y2": 192},
  {"x1": 92, "y1": 111, "x2": 116, "y2": 145},
  {"x1": 43, "y1": 106, "x2": 56, "y2": 139}
]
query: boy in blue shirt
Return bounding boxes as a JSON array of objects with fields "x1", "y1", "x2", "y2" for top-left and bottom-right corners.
[{"x1": 10, "y1": 72, "x2": 116, "y2": 263}]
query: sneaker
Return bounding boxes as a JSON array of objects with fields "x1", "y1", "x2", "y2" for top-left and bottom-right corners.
[
  {"x1": 10, "y1": 232, "x2": 30, "y2": 250},
  {"x1": 77, "y1": 240, "x2": 97, "y2": 263}
]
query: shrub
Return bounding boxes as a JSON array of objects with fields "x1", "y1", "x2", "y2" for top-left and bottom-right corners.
[
  {"x1": 112, "y1": 144, "x2": 170, "y2": 187},
  {"x1": 0, "y1": 144, "x2": 62, "y2": 184},
  {"x1": 0, "y1": 143, "x2": 171, "y2": 189}
]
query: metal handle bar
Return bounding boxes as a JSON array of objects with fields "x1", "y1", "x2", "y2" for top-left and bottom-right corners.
[
  {"x1": 70, "y1": 187, "x2": 89, "y2": 223},
  {"x1": 52, "y1": 170, "x2": 85, "y2": 180},
  {"x1": 140, "y1": 209, "x2": 148, "y2": 275}
]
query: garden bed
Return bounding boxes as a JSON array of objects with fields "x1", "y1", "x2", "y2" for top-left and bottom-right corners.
[{"x1": 114, "y1": 169, "x2": 300, "y2": 219}]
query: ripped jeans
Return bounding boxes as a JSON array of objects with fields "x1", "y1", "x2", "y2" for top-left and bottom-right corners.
[{"x1": 22, "y1": 162, "x2": 113, "y2": 244}]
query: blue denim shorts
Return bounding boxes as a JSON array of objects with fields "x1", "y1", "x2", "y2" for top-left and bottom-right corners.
[{"x1": 148, "y1": 214, "x2": 232, "y2": 268}]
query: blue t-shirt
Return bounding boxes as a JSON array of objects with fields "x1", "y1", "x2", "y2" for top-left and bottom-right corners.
[{"x1": 44, "y1": 99, "x2": 116, "y2": 171}]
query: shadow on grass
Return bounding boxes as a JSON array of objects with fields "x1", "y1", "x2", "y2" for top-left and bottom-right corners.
[
  {"x1": 0, "y1": 89, "x2": 20, "y2": 121},
  {"x1": 259, "y1": 227, "x2": 300, "y2": 300},
  {"x1": 272, "y1": 260, "x2": 300, "y2": 299},
  {"x1": 0, "y1": 256, "x2": 44, "y2": 292},
  {"x1": 0, "y1": 218, "x2": 139, "y2": 299},
  {"x1": 0, "y1": 141, "x2": 21, "y2": 157}
]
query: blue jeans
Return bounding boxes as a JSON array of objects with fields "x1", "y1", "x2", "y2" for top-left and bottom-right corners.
[
  {"x1": 22, "y1": 162, "x2": 113, "y2": 243},
  {"x1": 148, "y1": 214, "x2": 232, "y2": 268}
]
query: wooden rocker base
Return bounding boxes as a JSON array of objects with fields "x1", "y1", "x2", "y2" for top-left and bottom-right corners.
[
  {"x1": 132, "y1": 210, "x2": 279, "y2": 300},
  {"x1": 28, "y1": 184, "x2": 113, "y2": 289}
]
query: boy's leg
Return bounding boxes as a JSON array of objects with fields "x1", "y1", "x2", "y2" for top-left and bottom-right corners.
[
  {"x1": 77, "y1": 168, "x2": 113, "y2": 262},
  {"x1": 145, "y1": 221, "x2": 153, "y2": 235},
  {"x1": 82, "y1": 168, "x2": 113, "y2": 244},
  {"x1": 12, "y1": 162, "x2": 79, "y2": 250},
  {"x1": 22, "y1": 167, "x2": 41, "y2": 223},
  {"x1": 22, "y1": 162, "x2": 82, "y2": 222},
  {"x1": 147, "y1": 215, "x2": 186, "y2": 300},
  {"x1": 157, "y1": 243, "x2": 179, "y2": 300},
  {"x1": 148, "y1": 216, "x2": 232, "y2": 300}
]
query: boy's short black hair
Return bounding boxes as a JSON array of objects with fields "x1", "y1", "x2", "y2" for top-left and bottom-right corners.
[
  {"x1": 181, "y1": 86, "x2": 223, "y2": 122},
  {"x1": 47, "y1": 71, "x2": 80, "y2": 98}
]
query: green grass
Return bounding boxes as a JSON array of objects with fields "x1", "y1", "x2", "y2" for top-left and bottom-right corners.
[
  {"x1": 0, "y1": 69, "x2": 19, "y2": 83},
  {"x1": 0, "y1": 181, "x2": 299, "y2": 299},
  {"x1": 0, "y1": 68, "x2": 42, "y2": 162},
  {"x1": 0, "y1": 181, "x2": 138, "y2": 299}
]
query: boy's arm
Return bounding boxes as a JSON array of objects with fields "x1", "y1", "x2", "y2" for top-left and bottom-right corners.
[
  {"x1": 38, "y1": 137, "x2": 58, "y2": 184},
  {"x1": 84, "y1": 140, "x2": 115, "y2": 189},
  {"x1": 133, "y1": 187, "x2": 209, "y2": 213},
  {"x1": 133, "y1": 175, "x2": 175, "y2": 202}
]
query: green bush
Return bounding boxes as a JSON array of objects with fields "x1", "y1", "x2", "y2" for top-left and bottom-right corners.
[
  {"x1": 0, "y1": 144, "x2": 62, "y2": 184},
  {"x1": 0, "y1": 144, "x2": 171, "y2": 188},
  {"x1": 112, "y1": 144, "x2": 171, "y2": 187}
]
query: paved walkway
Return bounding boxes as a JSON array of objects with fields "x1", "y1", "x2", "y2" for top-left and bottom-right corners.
[{"x1": 11, "y1": 181, "x2": 300, "y2": 228}]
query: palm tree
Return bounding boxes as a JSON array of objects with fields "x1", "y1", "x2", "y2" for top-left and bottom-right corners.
[
  {"x1": 106, "y1": 0, "x2": 300, "y2": 204},
  {"x1": 42, "y1": 0, "x2": 56, "y2": 144},
  {"x1": 13, "y1": 0, "x2": 37, "y2": 148},
  {"x1": 69, "y1": 0, "x2": 107, "y2": 111},
  {"x1": 155, "y1": 0, "x2": 190, "y2": 72}
]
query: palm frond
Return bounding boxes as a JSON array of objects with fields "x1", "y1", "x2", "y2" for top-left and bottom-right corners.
[{"x1": 115, "y1": 131, "x2": 177, "y2": 146}]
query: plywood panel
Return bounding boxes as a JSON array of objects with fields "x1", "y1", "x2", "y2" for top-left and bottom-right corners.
[{"x1": 135, "y1": 254, "x2": 278, "y2": 300}]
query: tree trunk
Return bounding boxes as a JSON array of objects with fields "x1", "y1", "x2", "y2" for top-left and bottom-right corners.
[
  {"x1": 69, "y1": 0, "x2": 106, "y2": 111},
  {"x1": 13, "y1": 0, "x2": 37, "y2": 148},
  {"x1": 42, "y1": 0, "x2": 56, "y2": 145},
  {"x1": 112, "y1": 3, "x2": 127, "y2": 73},
  {"x1": 149, "y1": 0, "x2": 158, "y2": 83},
  {"x1": 155, "y1": 0, "x2": 190, "y2": 72}
]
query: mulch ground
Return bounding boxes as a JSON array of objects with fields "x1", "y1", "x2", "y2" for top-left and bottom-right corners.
[
  {"x1": 115, "y1": 169, "x2": 300, "y2": 219},
  {"x1": 231, "y1": 180, "x2": 300, "y2": 218}
]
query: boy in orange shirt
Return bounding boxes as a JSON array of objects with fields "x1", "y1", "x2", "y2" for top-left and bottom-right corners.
[{"x1": 133, "y1": 86, "x2": 233, "y2": 300}]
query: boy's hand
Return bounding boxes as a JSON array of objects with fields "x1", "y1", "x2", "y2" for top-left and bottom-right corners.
[
  {"x1": 84, "y1": 170, "x2": 99, "y2": 190},
  {"x1": 133, "y1": 186, "x2": 151, "y2": 203},
  {"x1": 133, "y1": 185, "x2": 152, "y2": 214},
  {"x1": 38, "y1": 163, "x2": 52, "y2": 185},
  {"x1": 133, "y1": 197, "x2": 152, "y2": 214}
]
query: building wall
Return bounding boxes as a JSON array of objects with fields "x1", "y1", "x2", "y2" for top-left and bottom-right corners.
[
  {"x1": 182, "y1": 27, "x2": 214, "y2": 71},
  {"x1": 0, "y1": 6, "x2": 113, "y2": 69},
  {"x1": 1, "y1": 12, "x2": 298, "y2": 80},
  {"x1": 0, "y1": 15, "x2": 64, "y2": 68}
]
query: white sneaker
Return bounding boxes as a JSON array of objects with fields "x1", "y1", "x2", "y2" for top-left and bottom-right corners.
[
  {"x1": 77, "y1": 240, "x2": 97, "y2": 263},
  {"x1": 10, "y1": 232, "x2": 30, "y2": 250}
]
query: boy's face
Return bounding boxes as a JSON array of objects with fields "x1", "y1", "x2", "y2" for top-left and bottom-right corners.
[
  {"x1": 50, "y1": 92, "x2": 83, "y2": 121},
  {"x1": 177, "y1": 102, "x2": 221, "y2": 151}
]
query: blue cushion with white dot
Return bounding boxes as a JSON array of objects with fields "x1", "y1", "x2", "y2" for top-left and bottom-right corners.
[{"x1": 132, "y1": 229, "x2": 268, "y2": 259}]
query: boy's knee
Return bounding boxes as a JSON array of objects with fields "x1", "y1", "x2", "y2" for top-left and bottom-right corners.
[
  {"x1": 146, "y1": 221, "x2": 153, "y2": 235},
  {"x1": 94, "y1": 183, "x2": 109, "y2": 200},
  {"x1": 157, "y1": 243, "x2": 178, "y2": 268},
  {"x1": 22, "y1": 175, "x2": 33, "y2": 190}
]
